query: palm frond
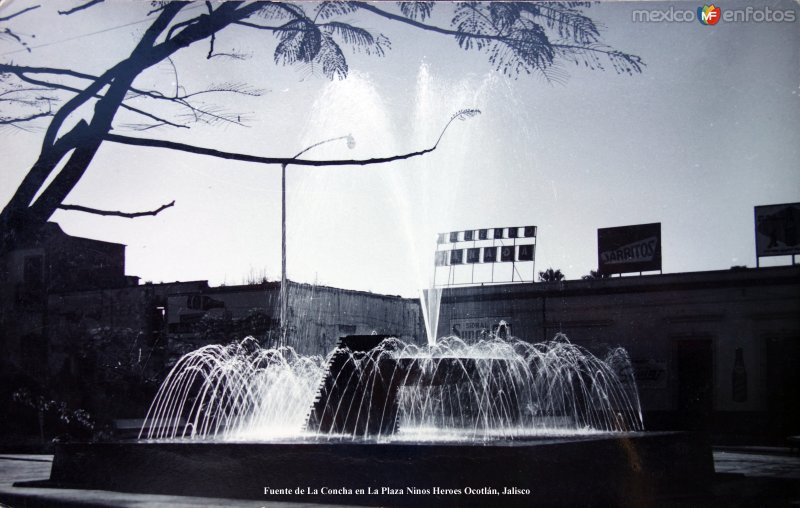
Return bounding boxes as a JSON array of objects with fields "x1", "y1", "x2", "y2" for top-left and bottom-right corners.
[
  {"x1": 321, "y1": 22, "x2": 389, "y2": 57},
  {"x1": 452, "y1": 3, "x2": 495, "y2": 51},
  {"x1": 554, "y1": 42, "x2": 644, "y2": 75},
  {"x1": 315, "y1": 1, "x2": 361, "y2": 20},
  {"x1": 398, "y1": 2, "x2": 435, "y2": 21},
  {"x1": 486, "y1": 25, "x2": 555, "y2": 78},
  {"x1": 487, "y1": 3, "x2": 521, "y2": 34},
  {"x1": 451, "y1": 108, "x2": 481, "y2": 121},
  {"x1": 274, "y1": 19, "x2": 322, "y2": 66},
  {"x1": 518, "y1": 3, "x2": 600, "y2": 46},
  {"x1": 314, "y1": 33, "x2": 348, "y2": 80},
  {"x1": 258, "y1": 2, "x2": 305, "y2": 21},
  {"x1": 447, "y1": 2, "x2": 640, "y2": 80}
]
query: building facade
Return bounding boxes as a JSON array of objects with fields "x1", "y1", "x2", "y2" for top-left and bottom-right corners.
[
  {"x1": 164, "y1": 280, "x2": 424, "y2": 356},
  {"x1": 0, "y1": 224, "x2": 424, "y2": 435},
  {"x1": 2, "y1": 223, "x2": 797, "y2": 441},
  {"x1": 436, "y1": 266, "x2": 800, "y2": 438}
]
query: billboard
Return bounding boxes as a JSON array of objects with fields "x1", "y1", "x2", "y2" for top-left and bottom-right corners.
[
  {"x1": 442, "y1": 227, "x2": 536, "y2": 242},
  {"x1": 597, "y1": 223, "x2": 661, "y2": 274},
  {"x1": 500, "y1": 245, "x2": 515, "y2": 262},
  {"x1": 434, "y1": 226, "x2": 538, "y2": 285},
  {"x1": 755, "y1": 203, "x2": 800, "y2": 257}
]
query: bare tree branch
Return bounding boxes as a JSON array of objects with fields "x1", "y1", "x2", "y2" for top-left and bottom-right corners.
[
  {"x1": 121, "y1": 103, "x2": 189, "y2": 129},
  {"x1": 103, "y1": 108, "x2": 475, "y2": 167},
  {"x1": 147, "y1": 3, "x2": 168, "y2": 17},
  {"x1": 2, "y1": 60, "x2": 260, "y2": 102},
  {"x1": 57, "y1": 200, "x2": 175, "y2": 218},
  {"x1": 104, "y1": 132, "x2": 437, "y2": 166},
  {"x1": 1, "y1": 27, "x2": 31, "y2": 52},
  {"x1": 25, "y1": 4, "x2": 189, "y2": 223},
  {"x1": 206, "y1": 1, "x2": 216, "y2": 59},
  {"x1": 118, "y1": 121, "x2": 173, "y2": 132},
  {"x1": 0, "y1": 5, "x2": 40, "y2": 22},
  {"x1": 13, "y1": 73, "x2": 189, "y2": 129},
  {"x1": 179, "y1": 84, "x2": 264, "y2": 99},
  {"x1": 0, "y1": 63, "x2": 101, "y2": 85},
  {"x1": 166, "y1": 17, "x2": 201, "y2": 42},
  {"x1": 0, "y1": 110, "x2": 52, "y2": 125},
  {"x1": 173, "y1": 102, "x2": 248, "y2": 127},
  {"x1": 233, "y1": 20, "x2": 282, "y2": 31},
  {"x1": 58, "y1": 0, "x2": 105, "y2": 16},
  {"x1": 5, "y1": 62, "x2": 258, "y2": 129},
  {"x1": 12, "y1": 70, "x2": 89, "y2": 92},
  {"x1": 0, "y1": 86, "x2": 56, "y2": 100},
  {"x1": 24, "y1": 2, "x2": 274, "y2": 224},
  {"x1": 207, "y1": 51, "x2": 249, "y2": 61}
]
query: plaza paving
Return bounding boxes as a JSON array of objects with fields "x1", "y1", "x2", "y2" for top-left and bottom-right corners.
[{"x1": 0, "y1": 447, "x2": 798, "y2": 507}]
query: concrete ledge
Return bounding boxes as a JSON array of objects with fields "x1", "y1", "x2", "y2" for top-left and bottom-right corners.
[{"x1": 31, "y1": 432, "x2": 714, "y2": 507}]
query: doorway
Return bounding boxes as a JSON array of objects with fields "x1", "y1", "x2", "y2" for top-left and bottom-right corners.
[{"x1": 676, "y1": 339, "x2": 714, "y2": 430}]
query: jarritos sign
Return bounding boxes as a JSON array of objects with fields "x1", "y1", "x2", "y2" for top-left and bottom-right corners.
[
  {"x1": 597, "y1": 223, "x2": 662, "y2": 274},
  {"x1": 754, "y1": 203, "x2": 800, "y2": 257}
]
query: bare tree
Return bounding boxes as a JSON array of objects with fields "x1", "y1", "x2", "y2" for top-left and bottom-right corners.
[{"x1": 0, "y1": 1, "x2": 643, "y2": 253}]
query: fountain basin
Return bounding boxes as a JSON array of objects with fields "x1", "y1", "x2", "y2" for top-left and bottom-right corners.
[{"x1": 38, "y1": 432, "x2": 713, "y2": 506}]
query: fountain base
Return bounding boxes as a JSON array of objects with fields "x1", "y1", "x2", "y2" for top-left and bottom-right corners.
[{"x1": 32, "y1": 432, "x2": 713, "y2": 506}]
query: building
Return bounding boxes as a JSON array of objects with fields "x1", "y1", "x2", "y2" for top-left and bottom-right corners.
[
  {"x1": 163, "y1": 280, "x2": 424, "y2": 356},
  {"x1": 0, "y1": 223, "x2": 135, "y2": 383},
  {"x1": 0, "y1": 224, "x2": 424, "y2": 435},
  {"x1": 436, "y1": 266, "x2": 800, "y2": 439},
  {"x1": 39, "y1": 280, "x2": 423, "y2": 421},
  {"x1": 2, "y1": 222, "x2": 798, "y2": 441}
]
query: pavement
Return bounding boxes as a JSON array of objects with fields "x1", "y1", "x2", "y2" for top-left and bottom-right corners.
[
  {"x1": 0, "y1": 454, "x2": 324, "y2": 508},
  {"x1": 714, "y1": 447, "x2": 800, "y2": 480},
  {"x1": 0, "y1": 447, "x2": 798, "y2": 507}
]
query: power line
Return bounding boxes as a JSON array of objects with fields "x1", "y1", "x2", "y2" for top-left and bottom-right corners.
[{"x1": 0, "y1": 3, "x2": 203, "y2": 57}]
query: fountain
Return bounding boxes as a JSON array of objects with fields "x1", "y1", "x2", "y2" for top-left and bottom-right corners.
[
  {"x1": 30, "y1": 155, "x2": 709, "y2": 502},
  {"x1": 39, "y1": 327, "x2": 714, "y2": 506},
  {"x1": 139, "y1": 331, "x2": 643, "y2": 441}
]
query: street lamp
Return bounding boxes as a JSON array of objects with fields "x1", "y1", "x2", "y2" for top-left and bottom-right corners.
[{"x1": 280, "y1": 134, "x2": 355, "y2": 347}]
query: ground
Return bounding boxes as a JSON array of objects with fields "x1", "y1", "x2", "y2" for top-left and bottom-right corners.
[{"x1": 0, "y1": 446, "x2": 798, "y2": 507}]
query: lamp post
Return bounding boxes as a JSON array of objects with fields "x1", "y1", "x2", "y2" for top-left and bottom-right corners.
[{"x1": 280, "y1": 134, "x2": 355, "y2": 347}]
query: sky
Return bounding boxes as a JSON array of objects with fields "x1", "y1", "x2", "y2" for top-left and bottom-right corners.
[{"x1": 1, "y1": 0, "x2": 798, "y2": 297}]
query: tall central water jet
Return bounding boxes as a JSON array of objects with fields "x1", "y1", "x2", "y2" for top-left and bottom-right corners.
[{"x1": 419, "y1": 286, "x2": 443, "y2": 346}]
